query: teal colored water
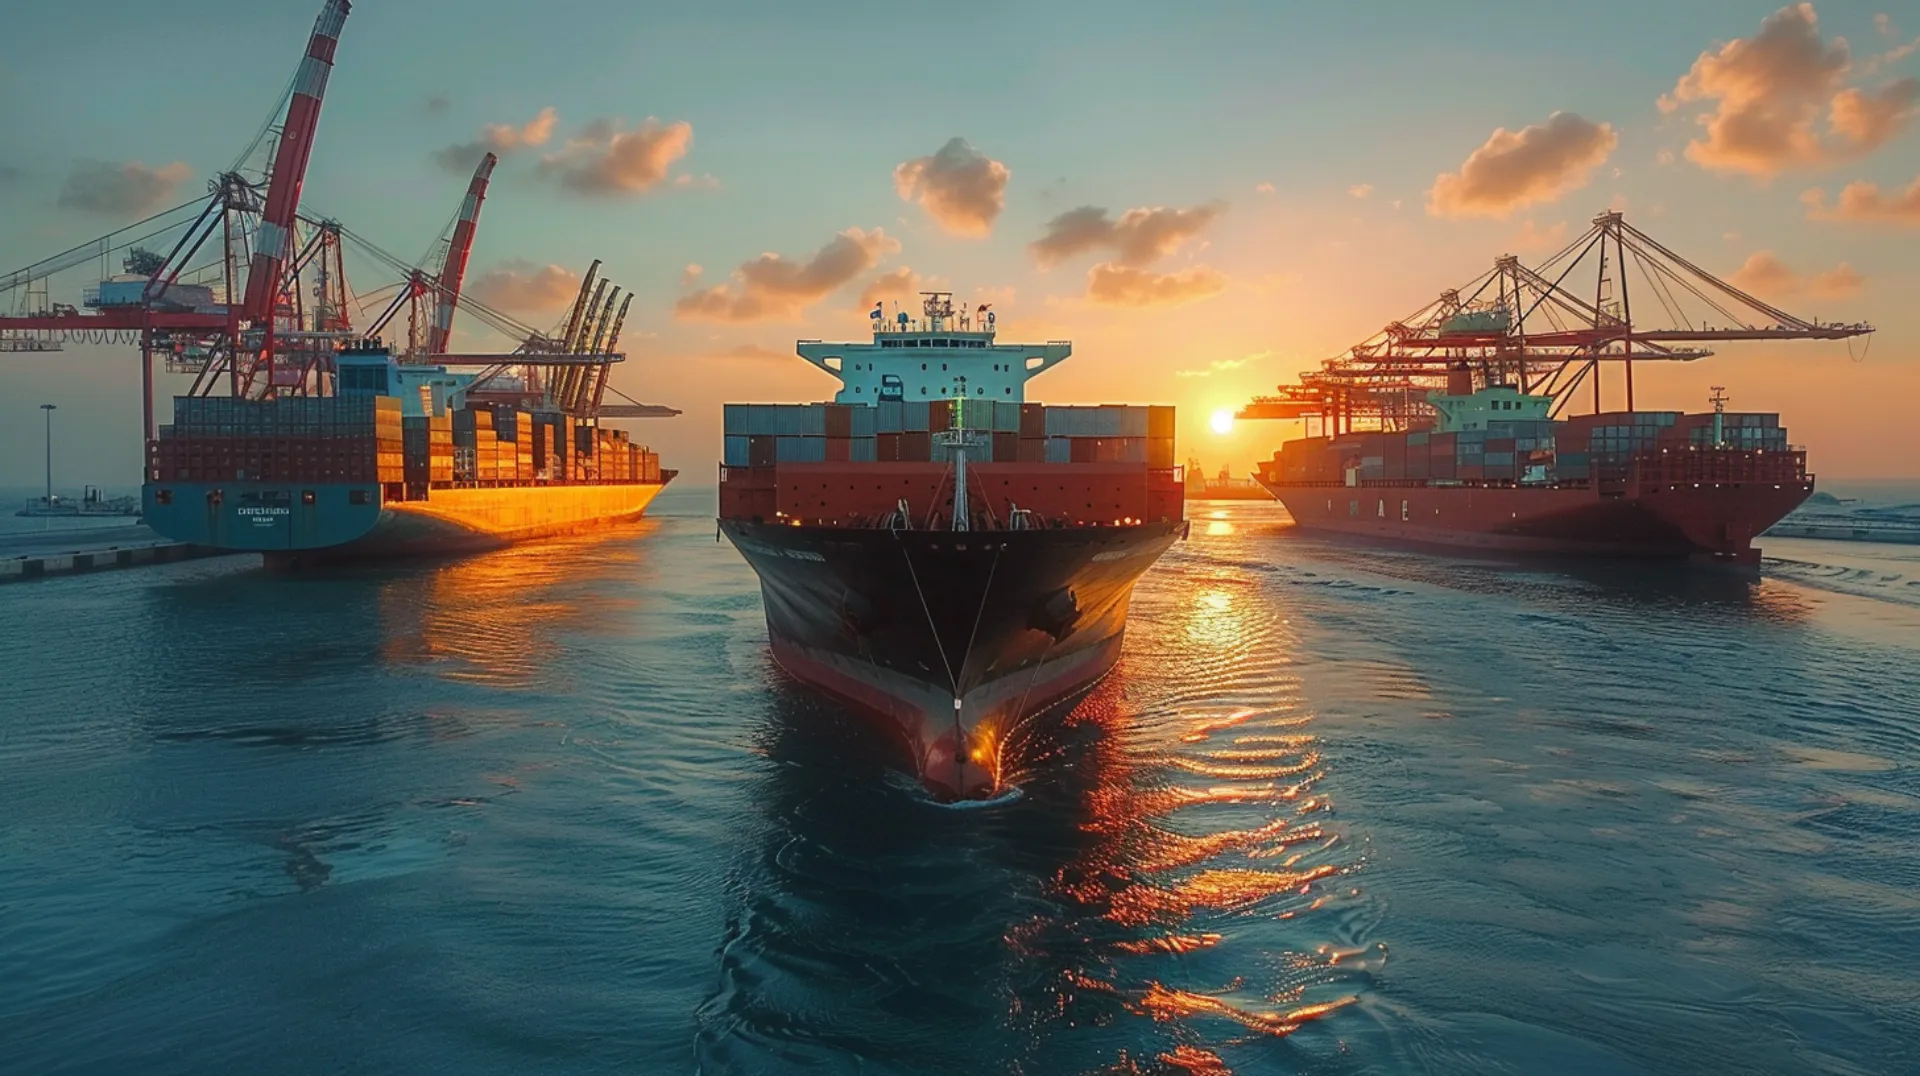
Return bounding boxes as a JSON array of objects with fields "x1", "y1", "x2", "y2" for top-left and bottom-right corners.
[{"x1": 4, "y1": 488, "x2": 1918, "y2": 1074}]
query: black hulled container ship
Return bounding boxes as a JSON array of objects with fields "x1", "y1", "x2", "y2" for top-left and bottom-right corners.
[{"x1": 720, "y1": 294, "x2": 1187, "y2": 799}]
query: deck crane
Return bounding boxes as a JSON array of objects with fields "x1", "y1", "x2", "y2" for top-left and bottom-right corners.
[{"x1": 1238, "y1": 211, "x2": 1875, "y2": 434}]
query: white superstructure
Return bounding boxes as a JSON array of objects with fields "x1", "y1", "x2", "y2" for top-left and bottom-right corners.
[{"x1": 796, "y1": 292, "x2": 1071, "y2": 405}]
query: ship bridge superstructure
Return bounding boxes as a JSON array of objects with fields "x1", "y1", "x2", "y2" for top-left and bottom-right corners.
[{"x1": 797, "y1": 292, "x2": 1070, "y2": 405}]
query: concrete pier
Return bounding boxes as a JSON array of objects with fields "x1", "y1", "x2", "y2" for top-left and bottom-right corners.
[{"x1": 0, "y1": 524, "x2": 240, "y2": 584}]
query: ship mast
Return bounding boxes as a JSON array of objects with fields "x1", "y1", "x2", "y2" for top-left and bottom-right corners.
[{"x1": 937, "y1": 372, "x2": 985, "y2": 531}]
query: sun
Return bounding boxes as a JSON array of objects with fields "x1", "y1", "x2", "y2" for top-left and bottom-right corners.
[{"x1": 1209, "y1": 408, "x2": 1235, "y2": 436}]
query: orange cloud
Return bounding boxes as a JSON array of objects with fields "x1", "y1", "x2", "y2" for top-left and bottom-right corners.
[
  {"x1": 858, "y1": 266, "x2": 922, "y2": 308},
  {"x1": 1428, "y1": 111, "x2": 1617, "y2": 218},
  {"x1": 1727, "y1": 250, "x2": 1863, "y2": 299},
  {"x1": 1802, "y1": 172, "x2": 1920, "y2": 224},
  {"x1": 540, "y1": 117, "x2": 693, "y2": 196},
  {"x1": 431, "y1": 106, "x2": 556, "y2": 171},
  {"x1": 1348, "y1": 184, "x2": 1374, "y2": 199},
  {"x1": 1175, "y1": 351, "x2": 1270, "y2": 378},
  {"x1": 675, "y1": 227, "x2": 901, "y2": 322},
  {"x1": 1030, "y1": 202, "x2": 1226, "y2": 269},
  {"x1": 892, "y1": 138, "x2": 1010, "y2": 237},
  {"x1": 1085, "y1": 264, "x2": 1228, "y2": 308},
  {"x1": 467, "y1": 260, "x2": 581, "y2": 310},
  {"x1": 57, "y1": 160, "x2": 191, "y2": 215},
  {"x1": 1828, "y1": 77, "x2": 1920, "y2": 147},
  {"x1": 1662, "y1": 5, "x2": 1918, "y2": 177}
]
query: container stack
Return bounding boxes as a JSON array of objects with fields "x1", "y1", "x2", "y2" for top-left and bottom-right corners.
[
  {"x1": 723, "y1": 402, "x2": 1174, "y2": 467},
  {"x1": 148, "y1": 395, "x2": 404, "y2": 484},
  {"x1": 402, "y1": 413, "x2": 455, "y2": 492},
  {"x1": 1040, "y1": 405, "x2": 1177, "y2": 467}
]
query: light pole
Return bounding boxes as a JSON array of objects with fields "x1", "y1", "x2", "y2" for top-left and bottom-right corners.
[{"x1": 39, "y1": 404, "x2": 56, "y2": 507}]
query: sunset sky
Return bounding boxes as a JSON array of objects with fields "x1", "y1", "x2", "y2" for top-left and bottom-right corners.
[{"x1": 1, "y1": 0, "x2": 1915, "y2": 487}]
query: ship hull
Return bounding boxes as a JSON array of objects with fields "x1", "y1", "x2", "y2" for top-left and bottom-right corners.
[
  {"x1": 722, "y1": 519, "x2": 1183, "y2": 799},
  {"x1": 141, "y1": 479, "x2": 671, "y2": 563},
  {"x1": 1259, "y1": 478, "x2": 1811, "y2": 564}
]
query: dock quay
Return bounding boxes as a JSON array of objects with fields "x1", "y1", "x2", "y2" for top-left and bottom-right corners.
[{"x1": 0, "y1": 525, "x2": 238, "y2": 584}]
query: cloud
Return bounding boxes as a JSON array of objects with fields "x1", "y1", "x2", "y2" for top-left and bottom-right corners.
[
  {"x1": 57, "y1": 160, "x2": 192, "y2": 215},
  {"x1": 431, "y1": 106, "x2": 557, "y2": 171},
  {"x1": 1255, "y1": 182, "x2": 1275, "y2": 194},
  {"x1": 1175, "y1": 351, "x2": 1271, "y2": 378},
  {"x1": 892, "y1": 137, "x2": 1010, "y2": 237},
  {"x1": 540, "y1": 117, "x2": 694, "y2": 196},
  {"x1": 423, "y1": 93, "x2": 450, "y2": 114},
  {"x1": 675, "y1": 227, "x2": 900, "y2": 322},
  {"x1": 1802, "y1": 172, "x2": 1920, "y2": 223},
  {"x1": 1509, "y1": 219, "x2": 1570, "y2": 252},
  {"x1": 1029, "y1": 202, "x2": 1226, "y2": 269},
  {"x1": 1084, "y1": 264, "x2": 1228, "y2": 308},
  {"x1": 1348, "y1": 183, "x2": 1374, "y2": 199},
  {"x1": 673, "y1": 172, "x2": 721, "y2": 190},
  {"x1": 1428, "y1": 111, "x2": 1617, "y2": 218},
  {"x1": 467, "y1": 260, "x2": 581, "y2": 310},
  {"x1": 1727, "y1": 250, "x2": 1863, "y2": 299},
  {"x1": 859, "y1": 266, "x2": 922, "y2": 308},
  {"x1": 1661, "y1": 4, "x2": 1919, "y2": 176},
  {"x1": 1657, "y1": 148, "x2": 1677, "y2": 165},
  {"x1": 1828, "y1": 77, "x2": 1920, "y2": 149},
  {"x1": 680, "y1": 263, "x2": 703, "y2": 288}
]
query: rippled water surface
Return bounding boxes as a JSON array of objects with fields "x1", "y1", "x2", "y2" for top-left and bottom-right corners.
[{"x1": 4, "y1": 488, "x2": 1919, "y2": 1074}]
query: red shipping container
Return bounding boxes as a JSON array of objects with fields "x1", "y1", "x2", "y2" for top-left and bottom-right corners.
[
  {"x1": 877, "y1": 432, "x2": 903, "y2": 462},
  {"x1": 825, "y1": 437, "x2": 851, "y2": 462},
  {"x1": 1020, "y1": 404, "x2": 1046, "y2": 439},
  {"x1": 825, "y1": 405, "x2": 853, "y2": 439}
]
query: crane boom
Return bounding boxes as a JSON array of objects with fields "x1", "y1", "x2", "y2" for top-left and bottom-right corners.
[
  {"x1": 240, "y1": 0, "x2": 351, "y2": 322},
  {"x1": 427, "y1": 152, "x2": 497, "y2": 355}
]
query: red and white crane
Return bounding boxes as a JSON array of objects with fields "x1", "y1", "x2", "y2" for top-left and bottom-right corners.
[{"x1": 426, "y1": 152, "x2": 497, "y2": 356}]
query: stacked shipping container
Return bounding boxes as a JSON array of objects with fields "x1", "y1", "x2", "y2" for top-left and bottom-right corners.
[
  {"x1": 1263, "y1": 411, "x2": 1795, "y2": 489},
  {"x1": 723, "y1": 402, "x2": 1175, "y2": 468},
  {"x1": 150, "y1": 396, "x2": 661, "y2": 495},
  {"x1": 149, "y1": 395, "x2": 405, "y2": 485}
]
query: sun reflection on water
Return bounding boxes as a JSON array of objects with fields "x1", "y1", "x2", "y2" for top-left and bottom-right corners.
[{"x1": 999, "y1": 521, "x2": 1374, "y2": 1073}]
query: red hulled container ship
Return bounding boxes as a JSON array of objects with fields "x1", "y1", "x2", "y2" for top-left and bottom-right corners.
[
  {"x1": 720, "y1": 294, "x2": 1187, "y2": 799},
  {"x1": 1237, "y1": 212, "x2": 1873, "y2": 567},
  {"x1": 1255, "y1": 368, "x2": 1810, "y2": 565}
]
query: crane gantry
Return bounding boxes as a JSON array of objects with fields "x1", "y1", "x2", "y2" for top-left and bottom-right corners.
[{"x1": 1238, "y1": 212, "x2": 1874, "y2": 434}]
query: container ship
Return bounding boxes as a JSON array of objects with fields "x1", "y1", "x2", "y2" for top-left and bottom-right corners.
[
  {"x1": 719, "y1": 294, "x2": 1187, "y2": 799},
  {"x1": 0, "y1": 0, "x2": 676, "y2": 567},
  {"x1": 1254, "y1": 369, "x2": 1809, "y2": 564},
  {"x1": 1237, "y1": 211, "x2": 1872, "y2": 566},
  {"x1": 1187, "y1": 460, "x2": 1275, "y2": 501},
  {"x1": 143, "y1": 340, "x2": 673, "y2": 565}
]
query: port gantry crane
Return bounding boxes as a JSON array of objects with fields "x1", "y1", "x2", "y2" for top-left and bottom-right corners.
[
  {"x1": 0, "y1": 0, "x2": 354, "y2": 441},
  {"x1": 0, "y1": 0, "x2": 677, "y2": 438},
  {"x1": 1237, "y1": 211, "x2": 1875, "y2": 434}
]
